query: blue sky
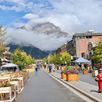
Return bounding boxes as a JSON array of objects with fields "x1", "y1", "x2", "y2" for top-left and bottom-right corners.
[
  {"x1": 0, "y1": 0, "x2": 53, "y2": 26},
  {"x1": 0, "y1": 0, "x2": 102, "y2": 33}
]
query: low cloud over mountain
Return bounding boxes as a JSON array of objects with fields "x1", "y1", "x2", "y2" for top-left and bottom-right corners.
[{"x1": 6, "y1": 22, "x2": 70, "y2": 51}]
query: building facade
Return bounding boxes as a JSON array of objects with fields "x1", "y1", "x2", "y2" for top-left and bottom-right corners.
[
  {"x1": 73, "y1": 31, "x2": 102, "y2": 59},
  {"x1": 56, "y1": 43, "x2": 67, "y2": 55},
  {"x1": 56, "y1": 31, "x2": 102, "y2": 60}
]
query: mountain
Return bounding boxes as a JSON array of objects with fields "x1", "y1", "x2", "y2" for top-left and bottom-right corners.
[
  {"x1": 20, "y1": 22, "x2": 68, "y2": 37},
  {"x1": 8, "y1": 44, "x2": 50, "y2": 59},
  {"x1": 7, "y1": 22, "x2": 69, "y2": 58}
]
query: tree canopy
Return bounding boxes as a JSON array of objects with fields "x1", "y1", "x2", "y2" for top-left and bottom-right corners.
[
  {"x1": 0, "y1": 26, "x2": 6, "y2": 57},
  {"x1": 47, "y1": 52, "x2": 71, "y2": 65},
  {"x1": 92, "y1": 41, "x2": 102, "y2": 64},
  {"x1": 12, "y1": 49, "x2": 35, "y2": 70},
  {"x1": 48, "y1": 54, "x2": 60, "y2": 65},
  {"x1": 60, "y1": 52, "x2": 71, "y2": 65}
]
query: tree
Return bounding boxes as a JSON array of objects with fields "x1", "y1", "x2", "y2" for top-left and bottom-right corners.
[
  {"x1": 60, "y1": 52, "x2": 71, "y2": 65},
  {"x1": 0, "y1": 26, "x2": 6, "y2": 57},
  {"x1": 43, "y1": 57, "x2": 48, "y2": 64},
  {"x1": 47, "y1": 52, "x2": 71, "y2": 66},
  {"x1": 12, "y1": 49, "x2": 34, "y2": 70},
  {"x1": 48, "y1": 54, "x2": 60, "y2": 65},
  {"x1": 92, "y1": 42, "x2": 102, "y2": 66}
]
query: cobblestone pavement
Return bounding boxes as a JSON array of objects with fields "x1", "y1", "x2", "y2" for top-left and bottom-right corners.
[
  {"x1": 16, "y1": 70, "x2": 86, "y2": 102},
  {"x1": 79, "y1": 72, "x2": 97, "y2": 86},
  {"x1": 56, "y1": 70, "x2": 97, "y2": 86}
]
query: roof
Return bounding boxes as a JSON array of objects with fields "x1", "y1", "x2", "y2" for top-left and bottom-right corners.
[{"x1": 73, "y1": 31, "x2": 102, "y2": 37}]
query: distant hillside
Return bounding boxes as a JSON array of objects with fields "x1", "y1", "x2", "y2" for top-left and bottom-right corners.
[{"x1": 8, "y1": 44, "x2": 49, "y2": 59}]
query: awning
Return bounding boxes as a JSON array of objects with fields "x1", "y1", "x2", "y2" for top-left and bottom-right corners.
[
  {"x1": 74, "y1": 57, "x2": 91, "y2": 64},
  {"x1": 1, "y1": 63, "x2": 18, "y2": 68}
]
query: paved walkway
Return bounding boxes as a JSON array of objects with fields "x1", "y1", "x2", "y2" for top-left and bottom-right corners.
[
  {"x1": 52, "y1": 71, "x2": 102, "y2": 102},
  {"x1": 56, "y1": 70, "x2": 97, "y2": 85},
  {"x1": 16, "y1": 70, "x2": 85, "y2": 102},
  {"x1": 79, "y1": 73, "x2": 97, "y2": 86}
]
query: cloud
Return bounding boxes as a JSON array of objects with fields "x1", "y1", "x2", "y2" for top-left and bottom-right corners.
[
  {"x1": 23, "y1": 13, "x2": 39, "y2": 20},
  {"x1": 6, "y1": 28, "x2": 68, "y2": 51},
  {"x1": 0, "y1": 0, "x2": 34, "y2": 12},
  {"x1": 2, "y1": 0, "x2": 102, "y2": 51},
  {"x1": 21, "y1": 0, "x2": 102, "y2": 34},
  {"x1": 47, "y1": 0, "x2": 102, "y2": 33}
]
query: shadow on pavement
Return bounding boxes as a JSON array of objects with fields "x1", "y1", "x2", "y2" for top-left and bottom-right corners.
[{"x1": 90, "y1": 90, "x2": 98, "y2": 93}]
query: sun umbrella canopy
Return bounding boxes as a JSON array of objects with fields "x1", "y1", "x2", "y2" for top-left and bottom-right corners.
[
  {"x1": 0, "y1": 63, "x2": 19, "y2": 72},
  {"x1": 1, "y1": 63, "x2": 18, "y2": 68},
  {"x1": 74, "y1": 57, "x2": 91, "y2": 64}
]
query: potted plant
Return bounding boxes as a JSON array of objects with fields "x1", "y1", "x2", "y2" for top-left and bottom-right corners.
[
  {"x1": 83, "y1": 68, "x2": 88, "y2": 74},
  {"x1": 92, "y1": 67, "x2": 98, "y2": 77},
  {"x1": 0, "y1": 80, "x2": 11, "y2": 87},
  {"x1": 0, "y1": 80, "x2": 12, "y2": 100},
  {"x1": 61, "y1": 68, "x2": 67, "y2": 80},
  {"x1": 66, "y1": 66, "x2": 79, "y2": 81}
]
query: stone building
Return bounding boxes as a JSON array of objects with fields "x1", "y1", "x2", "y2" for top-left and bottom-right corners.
[
  {"x1": 56, "y1": 43, "x2": 67, "y2": 55},
  {"x1": 56, "y1": 30, "x2": 102, "y2": 60},
  {"x1": 72, "y1": 30, "x2": 102, "y2": 59}
]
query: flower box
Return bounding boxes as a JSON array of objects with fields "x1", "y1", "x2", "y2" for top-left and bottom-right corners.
[
  {"x1": 63, "y1": 73, "x2": 66, "y2": 80},
  {"x1": 83, "y1": 69, "x2": 88, "y2": 74},
  {"x1": 12, "y1": 77, "x2": 24, "y2": 93},
  {"x1": 25, "y1": 68, "x2": 34, "y2": 73},
  {"x1": 66, "y1": 74, "x2": 79, "y2": 81},
  {"x1": 0, "y1": 86, "x2": 16, "y2": 102},
  {"x1": 61, "y1": 73, "x2": 66, "y2": 80},
  {"x1": 92, "y1": 70, "x2": 98, "y2": 77},
  {"x1": 10, "y1": 80, "x2": 21, "y2": 94}
]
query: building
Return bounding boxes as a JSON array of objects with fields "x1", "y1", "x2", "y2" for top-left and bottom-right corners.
[
  {"x1": 56, "y1": 30, "x2": 102, "y2": 60},
  {"x1": 1, "y1": 47, "x2": 11, "y2": 65},
  {"x1": 56, "y1": 43, "x2": 67, "y2": 55},
  {"x1": 72, "y1": 30, "x2": 102, "y2": 59}
]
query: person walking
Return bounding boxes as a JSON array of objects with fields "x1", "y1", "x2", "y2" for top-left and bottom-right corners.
[{"x1": 35, "y1": 67, "x2": 38, "y2": 72}]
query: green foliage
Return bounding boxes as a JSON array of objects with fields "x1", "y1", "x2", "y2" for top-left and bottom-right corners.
[
  {"x1": 48, "y1": 54, "x2": 61, "y2": 65},
  {"x1": 60, "y1": 52, "x2": 71, "y2": 65},
  {"x1": 12, "y1": 48, "x2": 34, "y2": 70},
  {"x1": 62, "y1": 68, "x2": 67, "y2": 74},
  {"x1": 92, "y1": 42, "x2": 102, "y2": 63},
  {"x1": 47, "y1": 52, "x2": 71, "y2": 65},
  {"x1": 67, "y1": 66, "x2": 73, "y2": 70},
  {"x1": 43, "y1": 57, "x2": 48, "y2": 64},
  {"x1": 0, "y1": 26, "x2": 6, "y2": 57}
]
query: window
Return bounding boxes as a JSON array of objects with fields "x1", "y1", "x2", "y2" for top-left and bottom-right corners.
[
  {"x1": 81, "y1": 52, "x2": 85, "y2": 58},
  {"x1": 86, "y1": 36, "x2": 92, "y2": 39},
  {"x1": 88, "y1": 42, "x2": 93, "y2": 51}
]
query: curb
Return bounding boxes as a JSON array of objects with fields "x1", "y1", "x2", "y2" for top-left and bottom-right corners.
[{"x1": 50, "y1": 73, "x2": 102, "y2": 102}]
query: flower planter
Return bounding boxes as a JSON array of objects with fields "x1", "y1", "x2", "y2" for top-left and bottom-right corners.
[
  {"x1": 0, "y1": 86, "x2": 16, "y2": 102},
  {"x1": 92, "y1": 70, "x2": 98, "y2": 77},
  {"x1": 12, "y1": 77, "x2": 24, "y2": 93},
  {"x1": 66, "y1": 74, "x2": 79, "y2": 81},
  {"x1": 61, "y1": 73, "x2": 66, "y2": 80},
  {"x1": 83, "y1": 70, "x2": 88, "y2": 74},
  {"x1": 10, "y1": 80, "x2": 21, "y2": 94},
  {"x1": 61, "y1": 73, "x2": 63, "y2": 79},
  {"x1": 26, "y1": 68, "x2": 34, "y2": 73}
]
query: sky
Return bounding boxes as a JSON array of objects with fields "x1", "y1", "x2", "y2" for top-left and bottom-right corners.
[{"x1": 0, "y1": 0, "x2": 102, "y2": 50}]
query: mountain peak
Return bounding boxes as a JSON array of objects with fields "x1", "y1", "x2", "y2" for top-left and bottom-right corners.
[{"x1": 19, "y1": 22, "x2": 68, "y2": 37}]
